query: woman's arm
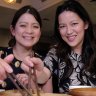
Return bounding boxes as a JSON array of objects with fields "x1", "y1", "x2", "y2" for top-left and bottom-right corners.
[{"x1": 42, "y1": 77, "x2": 53, "y2": 93}]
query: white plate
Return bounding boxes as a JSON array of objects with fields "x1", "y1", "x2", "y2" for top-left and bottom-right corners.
[{"x1": 69, "y1": 86, "x2": 92, "y2": 90}]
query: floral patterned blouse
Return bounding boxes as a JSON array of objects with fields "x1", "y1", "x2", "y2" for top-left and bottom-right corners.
[
  {"x1": 0, "y1": 47, "x2": 42, "y2": 90},
  {"x1": 44, "y1": 48, "x2": 96, "y2": 93}
]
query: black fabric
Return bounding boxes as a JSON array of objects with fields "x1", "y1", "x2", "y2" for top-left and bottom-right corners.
[{"x1": 0, "y1": 47, "x2": 42, "y2": 90}]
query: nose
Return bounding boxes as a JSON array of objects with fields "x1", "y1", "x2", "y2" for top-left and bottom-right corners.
[
  {"x1": 26, "y1": 26, "x2": 33, "y2": 34},
  {"x1": 66, "y1": 26, "x2": 73, "y2": 35}
]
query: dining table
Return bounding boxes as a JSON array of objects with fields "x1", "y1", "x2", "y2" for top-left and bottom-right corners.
[{"x1": 0, "y1": 90, "x2": 72, "y2": 96}]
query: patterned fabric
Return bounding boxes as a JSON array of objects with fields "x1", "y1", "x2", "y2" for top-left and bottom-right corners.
[
  {"x1": 44, "y1": 48, "x2": 96, "y2": 93},
  {"x1": 0, "y1": 47, "x2": 42, "y2": 90}
]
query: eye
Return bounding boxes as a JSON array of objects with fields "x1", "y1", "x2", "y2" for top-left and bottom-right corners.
[
  {"x1": 59, "y1": 25, "x2": 66, "y2": 30},
  {"x1": 33, "y1": 25, "x2": 39, "y2": 28},
  {"x1": 72, "y1": 23, "x2": 78, "y2": 26},
  {"x1": 20, "y1": 24, "x2": 26, "y2": 27},
  {"x1": 33, "y1": 24, "x2": 40, "y2": 29}
]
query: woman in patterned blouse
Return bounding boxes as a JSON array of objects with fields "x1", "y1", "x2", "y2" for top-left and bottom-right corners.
[
  {"x1": 21, "y1": 0, "x2": 96, "y2": 93},
  {"x1": 0, "y1": 5, "x2": 52, "y2": 92}
]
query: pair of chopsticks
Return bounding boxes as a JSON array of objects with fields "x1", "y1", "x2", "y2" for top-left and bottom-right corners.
[
  {"x1": 27, "y1": 52, "x2": 41, "y2": 96},
  {"x1": 7, "y1": 73, "x2": 32, "y2": 96},
  {"x1": 0, "y1": 52, "x2": 40, "y2": 96},
  {"x1": 0, "y1": 52, "x2": 32, "y2": 96},
  {"x1": 28, "y1": 67, "x2": 40, "y2": 96}
]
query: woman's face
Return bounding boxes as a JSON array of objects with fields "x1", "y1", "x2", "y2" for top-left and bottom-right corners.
[
  {"x1": 58, "y1": 11, "x2": 88, "y2": 53},
  {"x1": 11, "y1": 13, "x2": 41, "y2": 49}
]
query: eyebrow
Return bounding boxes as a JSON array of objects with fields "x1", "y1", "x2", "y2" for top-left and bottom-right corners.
[{"x1": 19, "y1": 22, "x2": 39, "y2": 25}]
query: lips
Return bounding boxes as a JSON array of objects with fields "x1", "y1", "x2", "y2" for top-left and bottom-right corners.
[
  {"x1": 67, "y1": 35, "x2": 76, "y2": 42},
  {"x1": 23, "y1": 36, "x2": 34, "y2": 40}
]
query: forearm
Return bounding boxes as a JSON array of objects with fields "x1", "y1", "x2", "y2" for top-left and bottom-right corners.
[
  {"x1": 42, "y1": 77, "x2": 53, "y2": 93},
  {"x1": 36, "y1": 67, "x2": 51, "y2": 84}
]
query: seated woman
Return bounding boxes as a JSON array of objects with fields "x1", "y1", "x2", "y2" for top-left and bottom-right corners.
[
  {"x1": 0, "y1": 5, "x2": 52, "y2": 92},
  {"x1": 21, "y1": 0, "x2": 96, "y2": 94}
]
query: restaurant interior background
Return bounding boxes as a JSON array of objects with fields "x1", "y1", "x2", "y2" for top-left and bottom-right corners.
[{"x1": 0, "y1": 0, "x2": 96, "y2": 56}]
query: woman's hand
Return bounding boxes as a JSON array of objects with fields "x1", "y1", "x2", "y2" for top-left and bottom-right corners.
[
  {"x1": 0, "y1": 54, "x2": 14, "y2": 82},
  {"x1": 16, "y1": 73, "x2": 29, "y2": 87},
  {"x1": 16, "y1": 73, "x2": 40, "y2": 93},
  {"x1": 21, "y1": 56, "x2": 51, "y2": 84},
  {"x1": 21, "y1": 56, "x2": 44, "y2": 72}
]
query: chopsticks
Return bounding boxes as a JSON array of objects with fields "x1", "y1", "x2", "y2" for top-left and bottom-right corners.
[
  {"x1": 0, "y1": 51, "x2": 40, "y2": 96},
  {"x1": 9, "y1": 67, "x2": 41, "y2": 96},
  {"x1": 28, "y1": 67, "x2": 33, "y2": 94},
  {"x1": 0, "y1": 52, "x2": 29, "y2": 95},
  {"x1": 7, "y1": 73, "x2": 32, "y2": 96},
  {"x1": 28, "y1": 52, "x2": 41, "y2": 96},
  {"x1": 32, "y1": 67, "x2": 40, "y2": 96},
  {"x1": 27, "y1": 67, "x2": 40, "y2": 96}
]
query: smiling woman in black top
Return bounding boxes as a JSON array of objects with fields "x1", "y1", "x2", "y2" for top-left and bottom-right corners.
[{"x1": 0, "y1": 5, "x2": 52, "y2": 92}]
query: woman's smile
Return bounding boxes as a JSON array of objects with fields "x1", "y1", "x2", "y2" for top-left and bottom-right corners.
[{"x1": 67, "y1": 35, "x2": 77, "y2": 42}]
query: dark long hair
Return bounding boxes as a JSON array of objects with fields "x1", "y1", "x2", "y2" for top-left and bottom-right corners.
[
  {"x1": 8, "y1": 5, "x2": 42, "y2": 47},
  {"x1": 54, "y1": 0, "x2": 96, "y2": 84}
]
